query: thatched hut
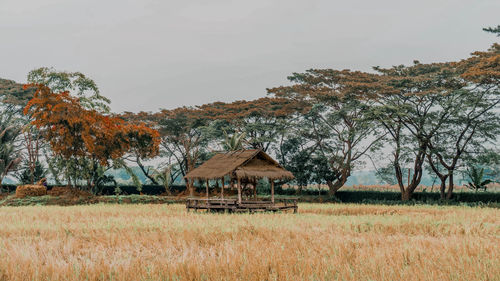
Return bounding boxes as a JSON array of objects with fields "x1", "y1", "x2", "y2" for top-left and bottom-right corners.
[{"x1": 185, "y1": 149, "x2": 294, "y2": 206}]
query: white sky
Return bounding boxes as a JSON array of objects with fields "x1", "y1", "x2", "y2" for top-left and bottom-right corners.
[{"x1": 1, "y1": 0, "x2": 499, "y2": 113}]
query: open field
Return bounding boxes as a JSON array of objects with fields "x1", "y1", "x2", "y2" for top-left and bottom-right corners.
[{"x1": 0, "y1": 203, "x2": 499, "y2": 281}]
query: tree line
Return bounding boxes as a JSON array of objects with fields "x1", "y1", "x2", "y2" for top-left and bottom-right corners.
[{"x1": 0, "y1": 27, "x2": 499, "y2": 200}]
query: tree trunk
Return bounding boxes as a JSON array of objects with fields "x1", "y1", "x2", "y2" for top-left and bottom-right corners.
[
  {"x1": 137, "y1": 157, "x2": 158, "y2": 185},
  {"x1": 446, "y1": 172, "x2": 454, "y2": 200},
  {"x1": 401, "y1": 188, "x2": 413, "y2": 201},
  {"x1": 439, "y1": 177, "x2": 447, "y2": 200},
  {"x1": 326, "y1": 179, "x2": 344, "y2": 196}
]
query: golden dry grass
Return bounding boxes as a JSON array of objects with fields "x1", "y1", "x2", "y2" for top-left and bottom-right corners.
[{"x1": 0, "y1": 203, "x2": 498, "y2": 281}]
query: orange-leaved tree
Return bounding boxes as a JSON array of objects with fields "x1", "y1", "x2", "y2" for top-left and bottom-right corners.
[{"x1": 23, "y1": 84, "x2": 160, "y2": 190}]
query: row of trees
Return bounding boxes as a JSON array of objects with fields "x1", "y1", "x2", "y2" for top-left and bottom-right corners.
[
  {"x1": 0, "y1": 68, "x2": 159, "y2": 194},
  {"x1": 0, "y1": 28, "x2": 498, "y2": 200}
]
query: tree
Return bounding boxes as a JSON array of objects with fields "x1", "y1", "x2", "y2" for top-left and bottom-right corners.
[
  {"x1": 15, "y1": 160, "x2": 46, "y2": 185},
  {"x1": 276, "y1": 133, "x2": 314, "y2": 194},
  {"x1": 423, "y1": 43, "x2": 500, "y2": 197},
  {"x1": 269, "y1": 70, "x2": 383, "y2": 196},
  {"x1": 425, "y1": 89, "x2": 500, "y2": 199},
  {"x1": 0, "y1": 110, "x2": 22, "y2": 191},
  {"x1": 0, "y1": 78, "x2": 36, "y2": 108},
  {"x1": 222, "y1": 130, "x2": 247, "y2": 151},
  {"x1": 21, "y1": 67, "x2": 114, "y2": 189},
  {"x1": 0, "y1": 79, "x2": 33, "y2": 188},
  {"x1": 152, "y1": 107, "x2": 215, "y2": 195},
  {"x1": 152, "y1": 165, "x2": 174, "y2": 195},
  {"x1": 23, "y1": 84, "x2": 160, "y2": 191},
  {"x1": 464, "y1": 166, "x2": 493, "y2": 192},
  {"x1": 27, "y1": 67, "x2": 110, "y2": 113},
  {"x1": 366, "y1": 62, "x2": 470, "y2": 200},
  {"x1": 19, "y1": 124, "x2": 45, "y2": 184}
]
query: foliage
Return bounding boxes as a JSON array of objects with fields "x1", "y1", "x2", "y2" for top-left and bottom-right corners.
[
  {"x1": 0, "y1": 78, "x2": 36, "y2": 108},
  {"x1": 24, "y1": 84, "x2": 160, "y2": 165},
  {"x1": 15, "y1": 160, "x2": 46, "y2": 185},
  {"x1": 200, "y1": 98, "x2": 299, "y2": 152},
  {"x1": 276, "y1": 135, "x2": 313, "y2": 192},
  {"x1": 27, "y1": 67, "x2": 111, "y2": 112},
  {"x1": 222, "y1": 130, "x2": 247, "y2": 151},
  {"x1": 23, "y1": 84, "x2": 160, "y2": 191},
  {"x1": 269, "y1": 69, "x2": 383, "y2": 195},
  {"x1": 0, "y1": 110, "x2": 22, "y2": 189},
  {"x1": 152, "y1": 165, "x2": 173, "y2": 194},
  {"x1": 464, "y1": 166, "x2": 493, "y2": 192},
  {"x1": 483, "y1": 25, "x2": 500, "y2": 36}
]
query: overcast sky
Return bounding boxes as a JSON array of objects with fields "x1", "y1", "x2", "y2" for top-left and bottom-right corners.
[{"x1": 0, "y1": 0, "x2": 498, "y2": 113}]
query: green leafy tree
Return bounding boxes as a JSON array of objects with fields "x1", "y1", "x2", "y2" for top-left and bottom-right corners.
[
  {"x1": 276, "y1": 134, "x2": 314, "y2": 194},
  {"x1": 269, "y1": 70, "x2": 383, "y2": 196},
  {"x1": 15, "y1": 160, "x2": 46, "y2": 185},
  {"x1": 27, "y1": 67, "x2": 110, "y2": 113},
  {"x1": 464, "y1": 166, "x2": 492, "y2": 192},
  {"x1": 371, "y1": 62, "x2": 465, "y2": 200},
  {"x1": 152, "y1": 165, "x2": 173, "y2": 195},
  {"x1": 0, "y1": 110, "x2": 22, "y2": 191},
  {"x1": 222, "y1": 130, "x2": 247, "y2": 151}
]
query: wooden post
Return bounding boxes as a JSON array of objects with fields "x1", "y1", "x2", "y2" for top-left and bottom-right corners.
[
  {"x1": 221, "y1": 177, "x2": 224, "y2": 199},
  {"x1": 206, "y1": 180, "x2": 209, "y2": 199},
  {"x1": 237, "y1": 177, "x2": 242, "y2": 205},
  {"x1": 271, "y1": 180, "x2": 275, "y2": 204},
  {"x1": 253, "y1": 180, "x2": 257, "y2": 199}
]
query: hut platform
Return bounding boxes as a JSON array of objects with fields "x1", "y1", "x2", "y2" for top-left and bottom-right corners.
[{"x1": 186, "y1": 197, "x2": 298, "y2": 213}]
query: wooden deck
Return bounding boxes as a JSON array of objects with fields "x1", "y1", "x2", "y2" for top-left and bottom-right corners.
[{"x1": 186, "y1": 198, "x2": 298, "y2": 213}]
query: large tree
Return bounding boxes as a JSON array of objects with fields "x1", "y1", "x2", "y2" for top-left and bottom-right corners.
[
  {"x1": 376, "y1": 63, "x2": 466, "y2": 200},
  {"x1": 24, "y1": 67, "x2": 116, "y2": 190},
  {"x1": 0, "y1": 79, "x2": 27, "y2": 190},
  {"x1": 0, "y1": 110, "x2": 22, "y2": 191},
  {"x1": 268, "y1": 70, "x2": 383, "y2": 196},
  {"x1": 24, "y1": 84, "x2": 160, "y2": 191},
  {"x1": 152, "y1": 107, "x2": 216, "y2": 194},
  {"x1": 27, "y1": 67, "x2": 110, "y2": 113},
  {"x1": 428, "y1": 43, "x2": 500, "y2": 198}
]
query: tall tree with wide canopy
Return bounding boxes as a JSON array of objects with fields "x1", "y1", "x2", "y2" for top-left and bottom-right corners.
[
  {"x1": 151, "y1": 107, "x2": 216, "y2": 194},
  {"x1": 24, "y1": 84, "x2": 160, "y2": 191},
  {"x1": 0, "y1": 110, "x2": 22, "y2": 191},
  {"x1": 371, "y1": 62, "x2": 470, "y2": 200},
  {"x1": 422, "y1": 42, "x2": 500, "y2": 199},
  {"x1": 268, "y1": 70, "x2": 383, "y2": 195}
]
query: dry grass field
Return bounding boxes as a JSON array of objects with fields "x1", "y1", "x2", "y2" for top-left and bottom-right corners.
[{"x1": 0, "y1": 203, "x2": 498, "y2": 281}]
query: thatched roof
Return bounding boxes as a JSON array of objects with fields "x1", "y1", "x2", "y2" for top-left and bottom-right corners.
[{"x1": 184, "y1": 149, "x2": 294, "y2": 181}]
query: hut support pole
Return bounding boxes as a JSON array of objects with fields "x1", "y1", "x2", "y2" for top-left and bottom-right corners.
[
  {"x1": 206, "y1": 180, "x2": 209, "y2": 198},
  {"x1": 271, "y1": 180, "x2": 275, "y2": 204},
  {"x1": 221, "y1": 178, "x2": 224, "y2": 199},
  {"x1": 237, "y1": 177, "x2": 242, "y2": 205},
  {"x1": 253, "y1": 180, "x2": 257, "y2": 199}
]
